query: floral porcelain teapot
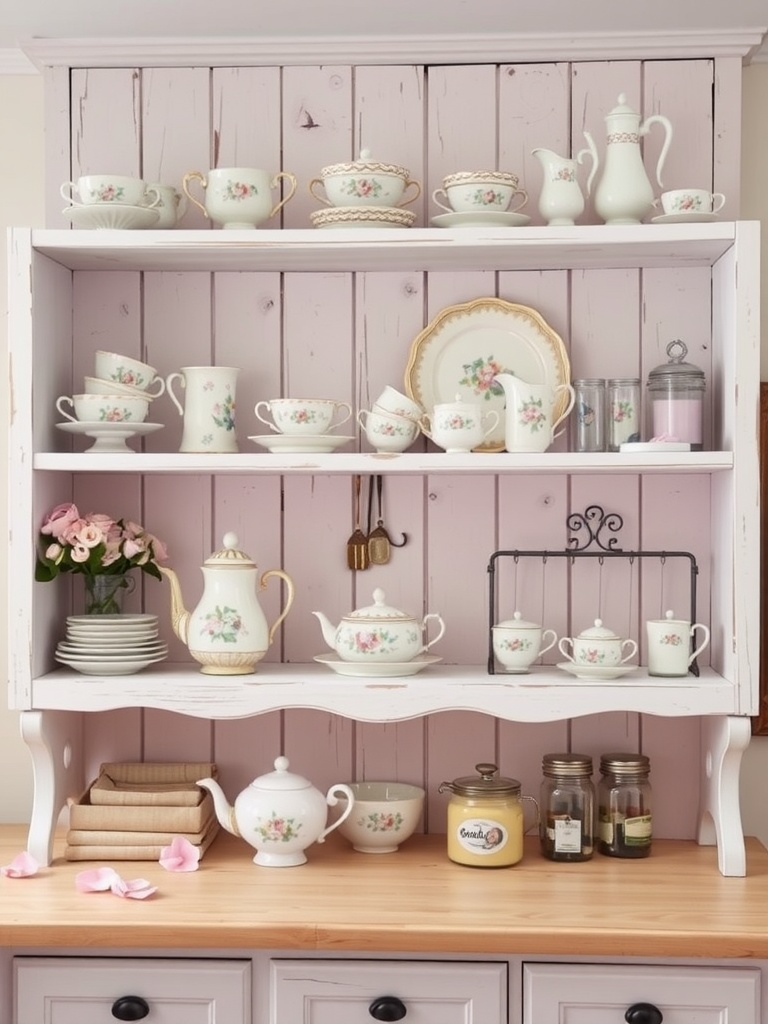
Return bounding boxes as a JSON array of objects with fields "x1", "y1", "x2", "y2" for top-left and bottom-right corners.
[
  {"x1": 198, "y1": 756, "x2": 355, "y2": 866},
  {"x1": 160, "y1": 532, "x2": 295, "y2": 676},
  {"x1": 312, "y1": 587, "x2": 445, "y2": 663}
]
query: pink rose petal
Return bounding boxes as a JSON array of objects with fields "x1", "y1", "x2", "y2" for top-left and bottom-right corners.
[
  {"x1": 111, "y1": 877, "x2": 157, "y2": 899},
  {"x1": 159, "y1": 836, "x2": 200, "y2": 872},
  {"x1": 75, "y1": 866, "x2": 121, "y2": 892},
  {"x1": 1, "y1": 851, "x2": 39, "y2": 877}
]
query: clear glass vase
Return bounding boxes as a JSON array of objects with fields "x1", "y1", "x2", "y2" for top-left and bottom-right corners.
[{"x1": 82, "y1": 572, "x2": 136, "y2": 615}]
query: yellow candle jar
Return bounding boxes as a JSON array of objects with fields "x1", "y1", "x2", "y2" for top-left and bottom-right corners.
[{"x1": 439, "y1": 763, "x2": 538, "y2": 868}]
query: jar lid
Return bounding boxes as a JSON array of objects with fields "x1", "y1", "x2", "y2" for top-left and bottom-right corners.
[
  {"x1": 494, "y1": 610, "x2": 540, "y2": 629},
  {"x1": 344, "y1": 587, "x2": 412, "y2": 621},
  {"x1": 542, "y1": 752, "x2": 594, "y2": 777},
  {"x1": 607, "y1": 377, "x2": 640, "y2": 387},
  {"x1": 439, "y1": 762, "x2": 521, "y2": 797},
  {"x1": 204, "y1": 532, "x2": 256, "y2": 567},
  {"x1": 573, "y1": 378, "x2": 605, "y2": 387},
  {"x1": 647, "y1": 340, "x2": 706, "y2": 391},
  {"x1": 599, "y1": 752, "x2": 651, "y2": 775},
  {"x1": 577, "y1": 618, "x2": 620, "y2": 640},
  {"x1": 249, "y1": 756, "x2": 311, "y2": 791}
]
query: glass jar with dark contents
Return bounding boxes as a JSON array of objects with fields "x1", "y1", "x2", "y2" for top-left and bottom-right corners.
[
  {"x1": 597, "y1": 752, "x2": 652, "y2": 858},
  {"x1": 540, "y1": 753, "x2": 595, "y2": 861}
]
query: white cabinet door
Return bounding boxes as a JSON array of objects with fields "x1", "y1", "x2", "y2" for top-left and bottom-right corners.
[
  {"x1": 523, "y1": 963, "x2": 760, "y2": 1024},
  {"x1": 14, "y1": 957, "x2": 251, "y2": 1023},
  {"x1": 271, "y1": 959, "x2": 507, "y2": 1024}
]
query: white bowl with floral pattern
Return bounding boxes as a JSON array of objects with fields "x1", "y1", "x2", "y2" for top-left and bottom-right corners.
[
  {"x1": 309, "y1": 149, "x2": 421, "y2": 209},
  {"x1": 336, "y1": 782, "x2": 425, "y2": 853}
]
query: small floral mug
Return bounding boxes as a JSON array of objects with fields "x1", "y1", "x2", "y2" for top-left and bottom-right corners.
[{"x1": 646, "y1": 610, "x2": 710, "y2": 677}]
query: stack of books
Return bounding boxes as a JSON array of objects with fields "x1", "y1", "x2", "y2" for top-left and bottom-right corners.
[{"x1": 64, "y1": 761, "x2": 220, "y2": 861}]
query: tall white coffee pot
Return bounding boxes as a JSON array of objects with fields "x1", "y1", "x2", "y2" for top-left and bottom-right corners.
[{"x1": 591, "y1": 93, "x2": 673, "y2": 225}]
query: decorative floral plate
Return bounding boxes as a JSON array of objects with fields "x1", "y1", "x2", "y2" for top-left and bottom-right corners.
[{"x1": 404, "y1": 297, "x2": 571, "y2": 452}]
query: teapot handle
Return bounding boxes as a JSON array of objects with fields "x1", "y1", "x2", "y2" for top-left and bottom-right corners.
[
  {"x1": 421, "y1": 613, "x2": 446, "y2": 653},
  {"x1": 318, "y1": 783, "x2": 356, "y2": 844},
  {"x1": 640, "y1": 114, "x2": 673, "y2": 189},
  {"x1": 261, "y1": 569, "x2": 296, "y2": 646}
]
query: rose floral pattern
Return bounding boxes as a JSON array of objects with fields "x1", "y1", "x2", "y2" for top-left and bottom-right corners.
[
  {"x1": 110, "y1": 366, "x2": 147, "y2": 389},
  {"x1": 342, "y1": 627, "x2": 418, "y2": 656},
  {"x1": 459, "y1": 356, "x2": 508, "y2": 399},
  {"x1": 202, "y1": 605, "x2": 247, "y2": 644},
  {"x1": 340, "y1": 177, "x2": 383, "y2": 199},
  {"x1": 212, "y1": 392, "x2": 236, "y2": 432},
  {"x1": 472, "y1": 188, "x2": 506, "y2": 207},
  {"x1": 498, "y1": 636, "x2": 533, "y2": 652},
  {"x1": 576, "y1": 647, "x2": 606, "y2": 664},
  {"x1": 98, "y1": 406, "x2": 135, "y2": 422},
  {"x1": 516, "y1": 397, "x2": 546, "y2": 432},
  {"x1": 255, "y1": 814, "x2": 303, "y2": 843},
  {"x1": 358, "y1": 811, "x2": 405, "y2": 833},
  {"x1": 660, "y1": 633, "x2": 683, "y2": 646},
  {"x1": 224, "y1": 180, "x2": 259, "y2": 201},
  {"x1": 88, "y1": 184, "x2": 126, "y2": 203}
]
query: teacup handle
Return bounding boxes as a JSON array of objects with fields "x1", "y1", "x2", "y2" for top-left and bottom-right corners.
[
  {"x1": 481, "y1": 410, "x2": 501, "y2": 439},
  {"x1": 619, "y1": 639, "x2": 638, "y2": 664},
  {"x1": 142, "y1": 186, "x2": 161, "y2": 210},
  {"x1": 711, "y1": 193, "x2": 726, "y2": 214},
  {"x1": 552, "y1": 383, "x2": 576, "y2": 438},
  {"x1": 165, "y1": 372, "x2": 185, "y2": 416},
  {"x1": 558, "y1": 637, "x2": 575, "y2": 663},
  {"x1": 181, "y1": 171, "x2": 209, "y2": 219},
  {"x1": 269, "y1": 172, "x2": 298, "y2": 219},
  {"x1": 509, "y1": 188, "x2": 529, "y2": 213},
  {"x1": 60, "y1": 182, "x2": 82, "y2": 207},
  {"x1": 308, "y1": 178, "x2": 333, "y2": 207},
  {"x1": 418, "y1": 413, "x2": 434, "y2": 440},
  {"x1": 145, "y1": 375, "x2": 166, "y2": 399},
  {"x1": 318, "y1": 783, "x2": 356, "y2": 844},
  {"x1": 539, "y1": 629, "x2": 558, "y2": 657},
  {"x1": 398, "y1": 179, "x2": 422, "y2": 208},
  {"x1": 254, "y1": 400, "x2": 280, "y2": 433},
  {"x1": 432, "y1": 188, "x2": 453, "y2": 213},
  {"x1": 55, "y1": 395, "x2": 77, "y2": 422},
  {"x1": 689, "y1": 623, "x2": 711, "y2": 666},
  {"x1": 330, "y1": 402, "x2": 353, "y2": 429},
  {"x1": 421, "y1": 613, "x2": 446, "y2": 653}
]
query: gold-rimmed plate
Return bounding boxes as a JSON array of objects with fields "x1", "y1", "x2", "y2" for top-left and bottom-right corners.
[{"x1": 404, "y1": 297, "x2": 571, "y2": 452}]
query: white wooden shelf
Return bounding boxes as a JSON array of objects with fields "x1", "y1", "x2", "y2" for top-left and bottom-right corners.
[
  {"x1": 33, "y1": 451, "x2": 735, "y2": 474},
  {"x1": 28, "y1": 223, "x2": 741, "y2": 274},
  {"x1": 31, "y1": 663, "x2": 740, "y2": 720}
]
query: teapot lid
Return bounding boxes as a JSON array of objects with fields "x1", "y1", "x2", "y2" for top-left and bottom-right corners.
[
  {"x1": 495, "y1": 610, "x2": 540, "y2": 629},
  {"x1": 345, "y1": 587, "x2": 413, "y2": 621},
  {"x1": 578, "y1": 618, "x2": 620, "y2": 640},
  {"x1": 606, "y1": 92, "x2": 637, "y2": 116},
  {"x1": 204, "y1": 532, "x2": 256, "y2": 567},
  {"x1": 250, "y1": 756, "x2": 312, "y2": 792}
]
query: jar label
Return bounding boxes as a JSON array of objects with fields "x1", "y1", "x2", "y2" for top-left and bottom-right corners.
[
  {"x1": 455, "y1": 818, "x2": 508, "y2": 855},
  {"x1": 547, "y1": 816, "x2": 582, "y2": 853},
  {"x1": 624, "y1": 814, "x2": 652, "y2": 845}
]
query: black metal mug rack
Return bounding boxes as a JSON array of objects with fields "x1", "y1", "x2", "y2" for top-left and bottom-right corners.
[{"x1": 486, "y1": 504, "x2": 700, "y2": 676}]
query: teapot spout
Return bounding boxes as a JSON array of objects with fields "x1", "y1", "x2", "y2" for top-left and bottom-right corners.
[
  {"x1": 312, "y1": 611, "x2": 339, "y2": 651},
  {"x1": 158, "y1": 565, "x2": 191, "y2": 645},
  {"x1": 197, "y1": 777, "x2": 240, "y2": 837}
]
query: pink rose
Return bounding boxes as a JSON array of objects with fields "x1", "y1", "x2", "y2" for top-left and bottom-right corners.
[
  {"x1": 148, "y1": 534, "x2": 169, "y2": 562},
  {"x1": 74, "y1": 523, "x2": 104, "y2": 548},
  {"x1": 40, "y1": 503, "x2": 80, "y2": 540},
  {"x1": 70, "y1": 544, "x2": 90, "y2": 563},
  {"x1": 45, "y1": 543, "x2": 63, "y2": 562}
]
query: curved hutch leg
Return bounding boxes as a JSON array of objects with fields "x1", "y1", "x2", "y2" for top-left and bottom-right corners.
[
  {"x1": 697, "y1": 715, "x2": 750, "y2": 877},
  {"x1": 21, "y1": 710, "x2": 84, "y2": 866}
]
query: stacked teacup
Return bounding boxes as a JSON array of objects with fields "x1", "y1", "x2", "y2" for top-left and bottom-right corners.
[
  {"x1": 357, "y1": 386, "x2": 423, "y2": 453},
  {"x1": 309, "y1": 149, "x2": 421, "y2": 229},
  {"x1": 57, "y1": 350, "x2": 165, "y2": 427},
  {"x1": 60, "y1": 174, "x2": 163, "y2": 230}
]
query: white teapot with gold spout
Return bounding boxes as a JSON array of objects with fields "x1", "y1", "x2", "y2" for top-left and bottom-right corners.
[{"x1": 160, "y1": 532, "x2": 294, "y2": 675}]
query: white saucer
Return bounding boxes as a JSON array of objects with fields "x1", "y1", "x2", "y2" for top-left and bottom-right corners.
[
  {"x1": 54, "y1": 653, "x2": 166, "y2": 675},
  {"x1": 62, "y1": 204, "x2": 160, "y2": 230},
  {"x1": 57, "y1": 420, "x2": 163, "y2": 453},
  {"x1": 310, "y1": 206, "x2": 415, "y2": 230},
  {"x1": 313, "y1": 653, "x2": 442, "y2": 677},
  {"x1": 650, "y1": 212, "x2": 720, "y2": 225},
  {"x1": 430, "y1": 210, "x2": 531, "y2": 229},
  {"x1": 249, "y1": 434, "x2": 355, "y2": 455},
  {"x1": 557, "y1": 661, "x2": 637, "y2": 681},
  {"x1": 57, "y1": 642, "x2": 168, "y2": 656},
  {"x1": 67, "y1": 614, "x2": 158, "y2": 625}
]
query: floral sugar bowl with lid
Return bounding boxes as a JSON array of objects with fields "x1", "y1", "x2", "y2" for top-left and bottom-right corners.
[
  {"x1": 312, "y1": 587, "x2": 445, "y2": 664},
  {"x1": 558, "y1": 618, "x2": 638, "y2": 677}
]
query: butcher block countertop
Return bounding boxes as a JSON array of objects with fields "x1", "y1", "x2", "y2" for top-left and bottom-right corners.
[{"x1": 1, "y1": 826, "x2": 768, "y2": 958}]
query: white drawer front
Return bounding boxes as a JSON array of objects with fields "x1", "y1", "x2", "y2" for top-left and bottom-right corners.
[
  {"x1": 14, "y1": 957, "x2": 251, "y2": 1024},
  {"x1": 271, "y1": 959, "x2": 507, "y2": 1024},
  {"x1": 523, "y1": 963, "x2": 760, "y2": 1024}
]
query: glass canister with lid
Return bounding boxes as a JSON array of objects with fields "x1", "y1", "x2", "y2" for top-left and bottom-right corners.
[
  {"x1": 597, "y1": 752, "x2": 652, "y2": 858},
  {"x1": 646, "y1": 339, "x2": 706, "y2": 450},
  {"x1": 540, "y1": 752, "x2": 595, "y2": 862},
  {"x1": 439, "y1": 762, "x2": 538, "y2": 867}
]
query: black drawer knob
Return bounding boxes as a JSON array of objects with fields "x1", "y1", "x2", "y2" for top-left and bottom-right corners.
[
  {"x1": 369, "y1": 996, "x2": 407, "y2": 1021},
  {"x1": 625, "y1": 1002, "x2": 663, "y2": 1024},
  {"x1": 111, "y1": 995, "x2": 150, "y2": 1021}
]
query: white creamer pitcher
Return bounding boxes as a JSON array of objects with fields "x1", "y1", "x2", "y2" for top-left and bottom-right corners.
[
  {"x1": 493, "y1": 374, "x2": 575, "y2": 453},
  {"x1": 166, "y1": 365, "x2": 239, "y2": 453},
  {"x1": 593, "y1": 93, "x2": 673, "y2": 225},
  {"x1": 532, "y1": 135, "x2": 598, "y2": 226}
]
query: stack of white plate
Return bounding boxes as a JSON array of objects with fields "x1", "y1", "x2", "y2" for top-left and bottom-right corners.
[{"x1": 55, "y1": 613, "x2": 168, "y2": 676}]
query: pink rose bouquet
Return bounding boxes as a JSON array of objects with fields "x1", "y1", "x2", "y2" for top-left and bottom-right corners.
[{"x1": 35, "y1": 502, "x2": 168, "y2": 583}]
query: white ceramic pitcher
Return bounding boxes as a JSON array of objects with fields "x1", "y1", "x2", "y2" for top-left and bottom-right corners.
[
  {"x1": 532, "y1": 135, "x2": 599, "y2": 226},
  {"x1": 166, "y1": 365, "x2": 239, "y2": 453},
  {"x1": 493, "y1": 374, "x2": 575, "y2": 453}
]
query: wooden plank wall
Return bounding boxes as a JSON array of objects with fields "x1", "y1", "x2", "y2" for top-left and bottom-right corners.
[{"x1": 42, "y1": 58, "x2": 742, "y2": 839}]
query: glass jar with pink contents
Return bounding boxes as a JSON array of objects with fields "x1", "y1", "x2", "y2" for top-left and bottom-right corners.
[{"x1": 646, "y1": 339, "x2": 706, "y2": 451}]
